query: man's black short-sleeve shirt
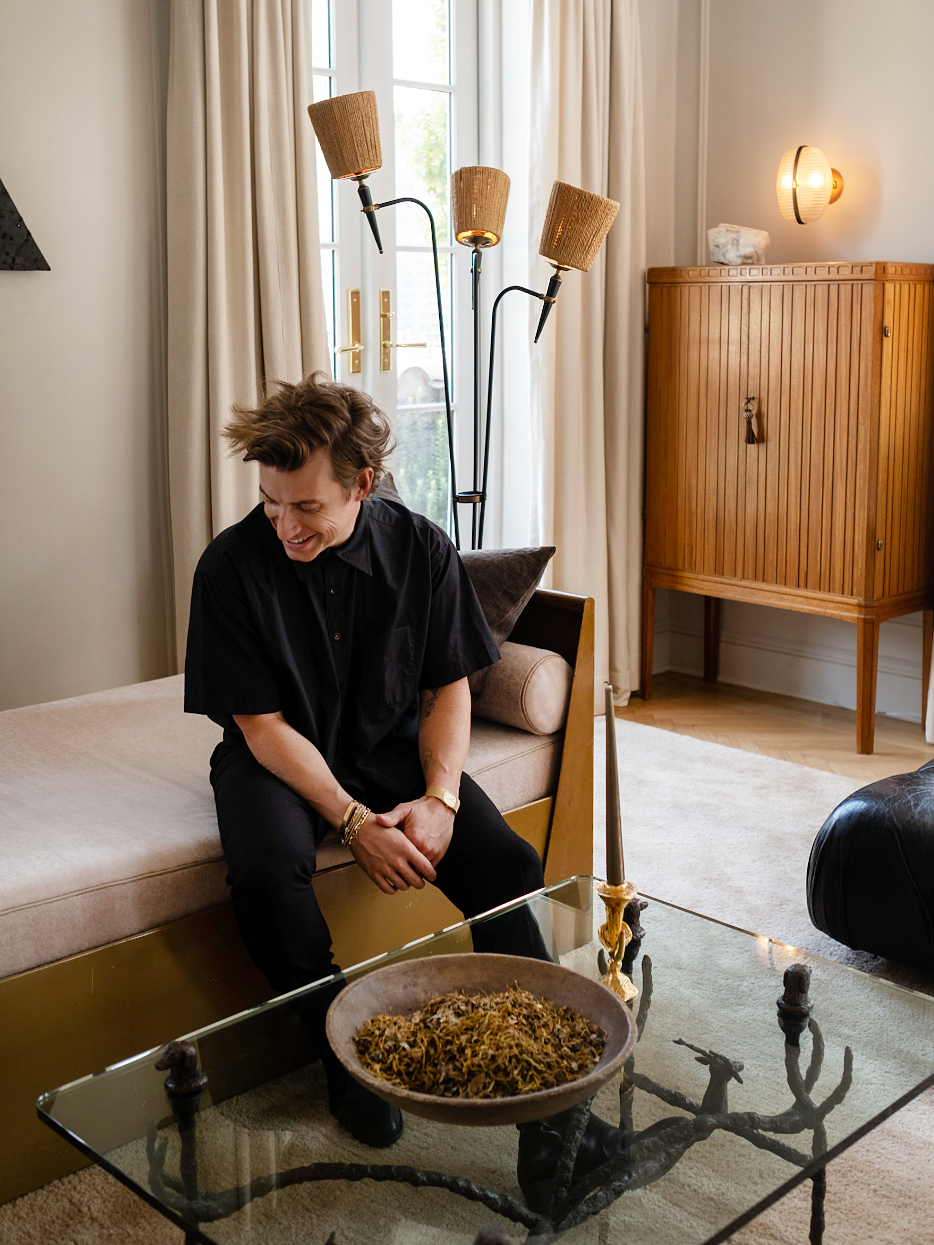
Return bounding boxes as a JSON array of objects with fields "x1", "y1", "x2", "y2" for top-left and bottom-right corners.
[{"x1": 185, "y1": 497, "x2": 498, "y2": 802}]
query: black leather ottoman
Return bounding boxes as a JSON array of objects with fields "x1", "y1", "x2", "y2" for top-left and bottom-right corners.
[{"x1": 807, "y1": 759, "x2": 934, "y2": 972}]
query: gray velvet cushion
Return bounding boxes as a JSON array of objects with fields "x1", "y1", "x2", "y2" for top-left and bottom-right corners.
[
  {"x1": 472, "y1": 641, "x2": 573, "y2": 735},
  {"x1": 460, "y1": 546, "x2": 555, "y2": 647},
  {"x1": 460, "y1": 545, "x2": 556, "y2": 695}
]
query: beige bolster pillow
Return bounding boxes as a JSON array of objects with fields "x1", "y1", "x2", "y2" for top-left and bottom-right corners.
[{"x1": 471, "y1": 642, "x2": 573, "y2": 735}]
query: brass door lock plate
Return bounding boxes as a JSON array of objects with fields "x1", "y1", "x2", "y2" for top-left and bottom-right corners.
[
  {"x1": 335, "y1": 289, "x2": 363, "y2": 374},
  {"x1": 380, "y1": 288, "x2": 425, "y2": 371}
]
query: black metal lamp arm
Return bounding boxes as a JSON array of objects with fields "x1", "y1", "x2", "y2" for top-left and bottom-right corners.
[
  {"x1": 477, "y1": 284, "x2": 545, "y2": 547},
  {"x1": 367, "y1": 195, "x2": 459, "y2": 549}
]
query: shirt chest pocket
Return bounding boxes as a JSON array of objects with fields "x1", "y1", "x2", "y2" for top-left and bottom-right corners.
[{"x1": 360, "y1": 624, "x2": 417, "y2": 707}]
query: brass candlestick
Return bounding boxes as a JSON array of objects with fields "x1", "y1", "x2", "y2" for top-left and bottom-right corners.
[{"x1": 596, "y1": 879, "x2": 639, "y2": 1002}]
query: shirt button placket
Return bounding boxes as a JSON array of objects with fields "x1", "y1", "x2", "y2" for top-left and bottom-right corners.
[{"x1": 326, "y1": 567, "x2": 346, "y2": 688}]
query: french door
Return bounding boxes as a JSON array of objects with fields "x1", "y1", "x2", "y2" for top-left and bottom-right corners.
[{"x1": 311, "y1": 0, "x2": 478, "y2": 534}]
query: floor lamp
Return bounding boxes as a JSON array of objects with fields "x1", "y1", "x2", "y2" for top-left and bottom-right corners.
[{"x1": 308, "y1": 90, "x2": 619, "y2": 549}]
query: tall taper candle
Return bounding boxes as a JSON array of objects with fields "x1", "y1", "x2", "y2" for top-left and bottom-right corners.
[{"x1": 604, "y1": 682, "x2": 625, "y2": 884}]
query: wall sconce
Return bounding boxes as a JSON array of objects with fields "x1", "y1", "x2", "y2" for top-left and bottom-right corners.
[{"x1": 776, "y1": 146, "x2": 844, "y2": 224}]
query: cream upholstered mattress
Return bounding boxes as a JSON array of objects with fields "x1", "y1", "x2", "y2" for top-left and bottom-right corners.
[{"x1": 0, "y1": 675, "x2": 563, "y2": 979}]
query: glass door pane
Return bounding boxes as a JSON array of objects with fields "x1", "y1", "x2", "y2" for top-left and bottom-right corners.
[
  {"x1": 391, "y1": 0, "x2": 455, "y2": 528},
  {"x1": 392, "y1": 0, "x2": 450, "y2": 84},
  {"x1": 392, "y1": 87, "x2": 451, "y2": 247},
  {"x1": 395, "y1": 250, "x2": 452, "y2": 526}
]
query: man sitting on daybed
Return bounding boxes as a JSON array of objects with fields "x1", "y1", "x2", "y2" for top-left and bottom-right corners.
[{"x1": 184, "y1": 372, "x2": 547, "y2": 1147}]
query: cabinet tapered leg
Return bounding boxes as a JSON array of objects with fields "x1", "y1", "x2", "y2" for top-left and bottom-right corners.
[
  {"x1": 641, "y1": 581, "x2": 655, "y2": 699},
  {"x1": 922, "y1": 610, "x2": 933, "y2": 726},
  {"x1": 704, "y1": 597, "x2": 721, "y2": 683},
  {"x1": 856, "y1": 617, "x2": 880, "y2": 755}
]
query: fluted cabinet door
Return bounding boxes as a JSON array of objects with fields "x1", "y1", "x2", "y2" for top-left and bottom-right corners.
[{"x1": 646, "y1": 276, "x2": 880, "y2": 598}]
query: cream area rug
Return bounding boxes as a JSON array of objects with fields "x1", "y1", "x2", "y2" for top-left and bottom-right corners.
[{"x1": 1, "y1": 719, "x2": 931, "y2": 1244}]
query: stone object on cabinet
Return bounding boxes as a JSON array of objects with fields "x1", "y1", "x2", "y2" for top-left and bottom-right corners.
[{"x1": 707, "y1": 222, "x2": 771, "y2": 264}]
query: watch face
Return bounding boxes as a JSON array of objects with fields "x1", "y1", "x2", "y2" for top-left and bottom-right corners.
[{"x1": 428, "y1": 786, "x2": 458, "y2": 811}]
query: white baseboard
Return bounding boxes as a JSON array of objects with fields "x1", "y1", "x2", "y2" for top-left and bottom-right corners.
[{"x1": 653, "y1": 591, "x2": 926, "y2": 724}]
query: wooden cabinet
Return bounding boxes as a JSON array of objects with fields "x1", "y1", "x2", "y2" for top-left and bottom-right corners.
[{"x1": 641, "y1": 261, "x2": 934, "y2": 753}]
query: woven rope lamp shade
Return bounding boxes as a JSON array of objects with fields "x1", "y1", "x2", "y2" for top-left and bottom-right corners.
[
  {"x1": 307, "y1": 90, "x2": 382, "y2": 180},
  {"x1": 539, "y1": 181, "x2": 620, "y2": 272},
  {"x1": 451, "y1": 166, "x2": 510, "y2": 248}
]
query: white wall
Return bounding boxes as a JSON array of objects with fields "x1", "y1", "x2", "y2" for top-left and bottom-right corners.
[
  {"x1": 645, "y1": 0, "x2": 934, "y2": 724},
  {"x1": 705, "y1": 0, "x2": 934, "y2": 268},
  {"x1": 0, "y1": 0, "x2": 173, "y2": 711}
]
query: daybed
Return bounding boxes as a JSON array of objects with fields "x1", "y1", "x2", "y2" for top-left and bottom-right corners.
[{"x1": 0, "y1": 586, "x2": 594, "y2": 1203}]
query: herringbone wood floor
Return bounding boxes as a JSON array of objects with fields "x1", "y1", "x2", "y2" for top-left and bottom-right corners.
[{"x1": 618, "y1": 673, "x2": 934, "y2": 783}]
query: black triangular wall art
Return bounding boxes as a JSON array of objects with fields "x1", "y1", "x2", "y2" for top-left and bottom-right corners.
[{"x1": 0, "y1": 177, "x2": 50, "y2": 271}]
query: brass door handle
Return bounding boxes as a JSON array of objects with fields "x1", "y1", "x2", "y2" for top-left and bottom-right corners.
[
  {"x1": 379, "y1": 288, "x2": 425, "y2": 369},
  {"x1": 337, "y1": 289, "x2": 363, "y2": 374}
]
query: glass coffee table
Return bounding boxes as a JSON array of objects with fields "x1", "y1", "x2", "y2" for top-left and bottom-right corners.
[{"x1": 38, "y1": 877, "x2": 934, "y2": 1244}]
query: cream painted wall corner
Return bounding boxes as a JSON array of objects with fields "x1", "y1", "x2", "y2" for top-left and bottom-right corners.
[{"x1": 0, "y1": 0, "x2": 174, "y2": 711}]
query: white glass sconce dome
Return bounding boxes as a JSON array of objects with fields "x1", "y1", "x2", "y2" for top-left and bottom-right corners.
[{"x1": 776, "y1": 146, "x2": 844, "y2": 223}]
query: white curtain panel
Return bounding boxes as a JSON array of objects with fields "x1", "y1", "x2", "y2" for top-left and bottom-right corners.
[
  {"x1": 529, "y1": 0, "x2": 647, "y2": 707},
  {"x1": 166, "y1": 0, "x2": 329, "y2": 664}
]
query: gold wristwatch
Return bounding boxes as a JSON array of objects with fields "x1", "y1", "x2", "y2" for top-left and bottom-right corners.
[{"x1": 425, "y1": 785, "x2": 460, "y2": 814}]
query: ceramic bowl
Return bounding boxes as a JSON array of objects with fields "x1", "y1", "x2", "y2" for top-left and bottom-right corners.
[{"x1": 325, "y1": 952, "x2": 636, "y2": 1126}]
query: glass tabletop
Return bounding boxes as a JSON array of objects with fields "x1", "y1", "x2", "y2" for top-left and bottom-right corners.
[{"x1": 38, "y1": 878, "x2": 934, "y2": 1244}]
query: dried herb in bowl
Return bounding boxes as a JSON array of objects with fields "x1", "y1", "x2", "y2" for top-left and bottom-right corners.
[{"x1": 353, "y1": 985, "x2": 607, "y2": 1098}]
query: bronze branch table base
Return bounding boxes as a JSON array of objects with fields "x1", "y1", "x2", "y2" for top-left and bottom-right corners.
[
  {"x1": 148, "y1": 957, "x2": 843, "y2": 1245},
  {"x1": 39, "y1": 878, "x2": 934, "y2": 1245}
]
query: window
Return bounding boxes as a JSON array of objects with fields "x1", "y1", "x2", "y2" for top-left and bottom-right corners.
[{"x1": 309, "y1": 0, "x2": 478, "y2": 534}]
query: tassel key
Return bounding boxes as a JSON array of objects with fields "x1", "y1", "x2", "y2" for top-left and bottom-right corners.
[{"x1": 742, "y1": 396, "x2": 758, "y2": 445}]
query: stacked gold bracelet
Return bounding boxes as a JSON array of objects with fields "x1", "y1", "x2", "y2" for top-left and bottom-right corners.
[{"x1": 340, "y1": 800, "x2": 370, "y2": 849}]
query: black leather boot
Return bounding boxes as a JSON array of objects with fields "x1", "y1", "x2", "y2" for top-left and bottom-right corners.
[
  {"x1": 323, "y1": 1053, "x2": 404, "y2": 1148},
  {"x1": 516, "y1": 1109, "x2": 626, "y2": 1211}
]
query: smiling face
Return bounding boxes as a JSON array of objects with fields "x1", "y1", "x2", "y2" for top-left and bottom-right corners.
[{"x1": 259, "y1": 447, "x2": 374, "y2": 562}]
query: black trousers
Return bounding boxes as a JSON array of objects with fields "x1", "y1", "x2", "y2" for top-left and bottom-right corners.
[{"x1": 210, "y1": 742, "x2": 548, "y2": 1052}]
